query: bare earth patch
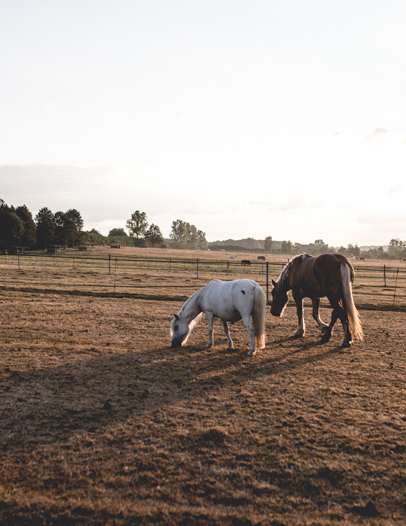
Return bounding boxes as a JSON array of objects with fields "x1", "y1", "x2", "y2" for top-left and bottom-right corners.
[{"x1": 1, "y1": 265, "x2": 406, "y2": 525}]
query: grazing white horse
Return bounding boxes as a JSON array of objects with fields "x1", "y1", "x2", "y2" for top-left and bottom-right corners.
[{"x1": 170, "y1": 279, "x2": 266, "y2": 356}]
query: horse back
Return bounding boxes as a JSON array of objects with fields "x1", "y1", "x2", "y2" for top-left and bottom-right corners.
[
  {"x1": 291, "y1": 253, "x2": 353, "y2": 298},
  {"x1": 314, "y1": 254, "x2": 354, "y2": 282}
]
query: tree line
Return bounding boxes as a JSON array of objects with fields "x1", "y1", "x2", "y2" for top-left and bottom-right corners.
[
  {"x1": 0, "y1": 200, "x2": 85, "y2": 250},
  {"x1": 277, "y1": 238, "x2": 406, "y2": 260},
  {"x1": 124, "y1": 211, "x2": 208, "y2": 249},
  {"x1": 0, "y1": 201, "x2": 209, "y2": 251},
  {"x1": 1, "y1": 200, "x2": 403, "y2": 258}
]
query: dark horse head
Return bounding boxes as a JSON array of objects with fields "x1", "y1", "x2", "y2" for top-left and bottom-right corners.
[{"x1": 270, "y1": 278, "x2": 289, "y2": 317}]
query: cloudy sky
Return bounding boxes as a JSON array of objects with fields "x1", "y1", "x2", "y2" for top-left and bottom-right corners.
[{"x1": 1, "y1": 1, "x2": 405, "y2": 246}]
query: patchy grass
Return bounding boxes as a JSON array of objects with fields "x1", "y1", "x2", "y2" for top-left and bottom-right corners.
[{"x1": 0, "y1": 262, "x2": 406, "y2": 525}]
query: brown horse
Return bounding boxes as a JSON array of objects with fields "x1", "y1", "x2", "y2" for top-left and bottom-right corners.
[{"x1": 270, "y1": 253, "x2": 363, "y2": 347}]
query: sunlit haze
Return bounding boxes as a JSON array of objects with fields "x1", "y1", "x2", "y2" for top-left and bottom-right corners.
[{"x1": 1, "y1": 1, "x2": 405, "y2": 247}]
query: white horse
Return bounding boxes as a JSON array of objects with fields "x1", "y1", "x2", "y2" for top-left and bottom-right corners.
[{"x1": 170, "y1": 279, "x2": 266, "y2": 356}]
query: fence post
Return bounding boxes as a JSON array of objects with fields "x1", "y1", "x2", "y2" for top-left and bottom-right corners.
[
  {"x1": 18, "y1": 251, "x2": 20, "y2": 271},
  {"x1": 109, "y1": 253, "x2": 111, "y2": 275},
  {"x1": 266, "y1": 261, "x2": 269, "y2": 303},
  {"x1": 197, "y1": 258, "x2": 199, "y2": 279},
  {"x1": 384, "y1": 265, "x2": 386, "y2": 287},
  {"x1": 393, "y1": 268, "x2": 399, "y2": 305}
]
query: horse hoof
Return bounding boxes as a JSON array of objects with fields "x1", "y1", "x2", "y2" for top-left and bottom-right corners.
[
  {"x1": 247, "y1": 350, "x2": 256, "y2": 356},
  {"x1": 341, "y1": 341, "x2": 352, "y2": 348},
  {"x1": 321, "y1": 333, "x2": 331, "y2": 343}
]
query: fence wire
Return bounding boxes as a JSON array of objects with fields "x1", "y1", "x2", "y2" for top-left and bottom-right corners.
[{"x1": 1, "y1": 253, "x2": 406, "y2": 310}]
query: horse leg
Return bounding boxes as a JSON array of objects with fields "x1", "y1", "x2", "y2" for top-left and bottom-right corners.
[
  {"x1": 320, "y1": 309, "x2": 337, "y2": 343},
  {"x1": 327, "y1": 297, "x2": 352, "y2": 347},
  {"x1": 321, "y1": 296, "x2": 346, "y2": 345},
  {"x1": 222, "y1": 321, "x2": 234, "y2": 350},
  {"x1": 205, "y1": 312, "x2": 214, "y2": 349},
  {"x1": 338, "y1": 298, "x2": 352, "y2": 347},
  {"x1": 312, "y1": 299, "x2": 328, "y2": 331},
  {"x1": 242, "y1": 315, "x2": 256, "y2": 356},
  {"x1": 292, "y1": 293, "x2": 305, "y2": 338}
]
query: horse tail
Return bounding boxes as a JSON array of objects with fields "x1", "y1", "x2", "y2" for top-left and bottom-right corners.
[
  {"x1": 253, "y1": 285, "x2": 266, "y2": 349},
  {"x1": 341, "y1": 263, "x2": 364, "y2": 341}
]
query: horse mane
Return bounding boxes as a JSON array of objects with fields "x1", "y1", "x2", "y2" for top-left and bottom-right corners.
[
  {"x1": 177, "y1": 289, "x2": 204, "y2": 326},
  {"x1": 275, "y1": 254, "x2": 312, "y2": 293}
]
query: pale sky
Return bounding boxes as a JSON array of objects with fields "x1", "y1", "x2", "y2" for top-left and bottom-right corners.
[{"x1": 1, "y1": 0, "x2": 405, "y2": 246}]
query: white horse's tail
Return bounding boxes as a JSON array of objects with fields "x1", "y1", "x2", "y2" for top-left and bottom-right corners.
[
  {"x1": 341, "y1": 264, "x2": 363, "y2": 341},
  {"x1": 253, "y1": 285, "x2": 266, "y2": 349}
]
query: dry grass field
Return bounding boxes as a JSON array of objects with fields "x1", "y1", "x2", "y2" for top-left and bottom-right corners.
[{"x1": 1, "y1": 248, "x2": 406, "y2": 525}]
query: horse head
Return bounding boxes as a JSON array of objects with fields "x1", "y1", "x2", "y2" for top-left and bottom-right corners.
[
  {"x1": 270, "y1": 279, "x2": 289, "y2": 317},
  {"x1": 170, "y1": 312, "x2": 192, "y2": 348}
]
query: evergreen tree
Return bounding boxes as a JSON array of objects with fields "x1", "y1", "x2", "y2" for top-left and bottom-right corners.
[
  {"x1": 35, "y1": 207, "x2": 56, "y2": 248},
  {"x1": 54, "y1": 209, "x2": 84, "y2": 247},
  {"x1": 14, "y1": 205, "x2": 37, "y2": 248},
  {"x1": 0, "y1": 200, "x2": 24, "y2": 250}
]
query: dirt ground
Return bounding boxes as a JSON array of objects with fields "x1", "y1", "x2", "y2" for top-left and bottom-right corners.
[{"x1": 1, "y1": 264, "x2": 406, "y2": 525}]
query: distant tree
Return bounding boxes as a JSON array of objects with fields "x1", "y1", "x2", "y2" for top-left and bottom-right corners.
[
  {"x1": 108, "y1": 228, "x2": 128, "y2": 237},
  {"x1": 197, "y1": 229, "x2": 208, "y2": 250},
  {"x1": 170, "y1": 219, "x2": 188, "y2": 245},
  {"x1": 368, "y1": 246, "x2": 385, "y2": 259},
  {"x1": 346, "y1": 244, "x2": 361, "y2": 258},
  {"x1": 338, "y1": 244, "x2": 361, "y2": 258},
  {"x1": 35, "y1": 207, "x2": 56, "y2": 248},
  {"x1": 14, "y1": 205, "x2": 37, "y2": 248},
  {"x1": 313, "y1": 239, "x2": 329, "y2": 255},
  {"x1": 144, "y1": 224, "x2": 164, "y2": 247},
  {"x1": 292, "y1": 242, "x2": 303, "y2": 254},
  {"x1": 169, "y1": 219, "x2": 207, "y2": 249},
  {"x1": 264, "y1": 236, "x2": 273, "y2": 252},
  {"x1": 126, "y1": 211, "x2": 148, "y2": 241},
  {"x1": 0, "y1": 200, "x2": 24, "y2": 250},
  {"x1": 280, "y1": 240, "x2": 293, "y2": 254},
  {"x1": 89, "y1": 228, "x2": 101, "y2": 235},
  {"x1": 54, "y1": 209, "x2": 84, "y2": 247},
  {"x1": 388, "y1": 238, "x2": 406, "y2": 259}
]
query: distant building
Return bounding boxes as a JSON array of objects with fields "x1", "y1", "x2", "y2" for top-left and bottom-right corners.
[
  {"x1": 79, "y1": 242, "x2": 93, "y2": 251},
  {"x1": 8, "y1": 246, "x2": 26, "y2": 255},
  {"x1": 46, "y1": 245, "x2": 65, "y2": 254}
]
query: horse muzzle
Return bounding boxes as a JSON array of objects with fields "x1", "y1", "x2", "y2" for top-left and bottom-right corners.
[{"x1": 171, "y1": 338, "x2": 182, "y2": 348}]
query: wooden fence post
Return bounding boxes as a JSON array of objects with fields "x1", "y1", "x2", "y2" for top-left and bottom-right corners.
[
  {"x1": 384, "y1": 265, "x2": 386, "y2": 287},
  {"x1": 266, "y1": 261, "x2": 269, "y2": 303},
  {"x1": 393, "y1": 268, "x2": 399, "y2": 305},
  {"x1": 197, "y1": 258, "x2": 199, "y2": 279}
]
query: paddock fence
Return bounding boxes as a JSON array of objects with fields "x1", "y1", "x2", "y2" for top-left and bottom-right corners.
[{"x1": 1, "y1": 251, "x2": 406, "y2": 310}]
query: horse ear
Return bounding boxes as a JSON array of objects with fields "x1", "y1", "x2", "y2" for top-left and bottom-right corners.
[
  {"x1": 272, "y1": 279, "x2": 277, "y2": 287},
  {"x1": 174, "y1": 314, "x2": 180, "y2": 320}
]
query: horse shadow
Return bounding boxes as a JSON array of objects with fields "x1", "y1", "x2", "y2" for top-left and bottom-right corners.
[{"x1": 0, "y1": 329, "x2": 349, "y2": 460}]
